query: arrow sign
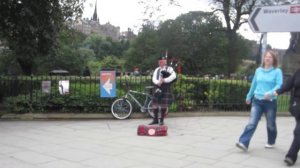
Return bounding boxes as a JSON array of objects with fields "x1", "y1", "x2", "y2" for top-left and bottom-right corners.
[
  {"x1": 103, "y1": 78, "x2": 113, "y2": 94},
  {"x1": 248, "y1": 5, "x2": 300, "y2": 33},
  {"x1": 100, "y1": 70, "x2": 116, "y2": 98}
]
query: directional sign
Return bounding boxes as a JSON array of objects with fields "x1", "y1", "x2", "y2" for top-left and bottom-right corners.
[
  {"x1": 100, "y1": 70, "x2": 116, "y2": 98},
  {"x1": 249, "y1": 5, "x2": 300, "y2": 33}
]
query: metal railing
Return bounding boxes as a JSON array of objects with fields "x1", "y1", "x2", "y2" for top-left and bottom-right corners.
[{"x1": 0, "y1": 75, "x2": 290, "y2": 113}]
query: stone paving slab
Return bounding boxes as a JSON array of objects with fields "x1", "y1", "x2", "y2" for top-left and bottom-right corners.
[
  {"x1": 0, "y1": 111, "x2": 291, "y2": 120},
  {"x1": 0, "y1": 116, "x2": 298, "y2": 168}
]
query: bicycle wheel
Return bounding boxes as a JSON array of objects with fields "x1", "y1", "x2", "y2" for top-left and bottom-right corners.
[
  {"x1": 111, "y1": 98, "x2": 132, "y2": 120},
  {"x1": 147, "y1": 100, "x2": 168, "y2": 118}
]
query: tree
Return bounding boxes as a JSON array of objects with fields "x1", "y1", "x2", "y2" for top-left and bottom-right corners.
[
  {"x1": 158, "y1": 11, "x2": 229, "y2": 75},
  {"x1": 83, "y1": 34, "x2": 106, "y2": 60},
  {"x1": 138, "y1": 0, "x2": 180, "y2": 23},
  {"x1": 0, "y1": 48, "x2": 22, "y2": 75},
  {"x1": 138, "y1": 0, "x2": 300, "y2": 75},
  {"x1": 60, "y1": 0, "x2": 85, "y2": 22},
  {"x1": 0, "y1": 0, "x2": 85, "y2": 75},
  {"x1": 0, "y1": 0, "x2": 61, "y2": 75},
  {"x1": 101, "y1": 56, "x2": 125, "y2": 70},
  {"x1": 137, "y1": 0, "x2": 254, "y2": 75},
  {"x1": 202, "y1": 0, "x2": 298, "y2": 74},
  {"x1": 106, "y1": 37, "x2": 130, "y2": 58},
  {"x1": 35, "y1": 26, "x2": 95, "y2": 75},
  {"x1": 210, "y1": 0, "x2": 258, "y2": 75},
  {"x1": 83, "y1": 34, "x2": 129, "y2": 61},
  {"x1": 125, "y1": 24, "x2": 160, "y2": 72},
  {"x1": 125, "y1": 11, "x2": 253, "y2": 75}
]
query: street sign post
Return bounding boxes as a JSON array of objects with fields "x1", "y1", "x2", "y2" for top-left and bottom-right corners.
[
  {"x1": 100, "y1": 70, "x2": 116, "y2": 98},
  {"x1": 248, "y1": 4, "x2": 300, "y2": 64},
  {"x1": 261, "y1": 32, "x2": 267, "y2": 64},
  {"x1": 249, "y1": 4, "x2": 300, "y2": 33}
]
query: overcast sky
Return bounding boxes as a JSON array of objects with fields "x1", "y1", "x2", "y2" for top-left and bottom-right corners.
[{"x1": 83, "y1": 0, "x2": 290, "y2": 49}]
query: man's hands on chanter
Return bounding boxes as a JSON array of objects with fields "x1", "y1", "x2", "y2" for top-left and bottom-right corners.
[{"x1": 158, "y1": 78, "x2": 164, "y2": 86}]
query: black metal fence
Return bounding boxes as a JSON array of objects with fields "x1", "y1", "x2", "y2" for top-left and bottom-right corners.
[{"x1": 0, "y1": 75, "x2": 290, "y2": 113}]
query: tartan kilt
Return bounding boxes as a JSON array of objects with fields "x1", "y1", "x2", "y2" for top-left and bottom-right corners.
[{"x1": 152, "y1": 88, "x2": 173, "y2": 109}]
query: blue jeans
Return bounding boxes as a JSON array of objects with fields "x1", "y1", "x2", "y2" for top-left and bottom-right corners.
[{"x1": 239, "y1": 98, "x2": 277, "y2": 148}]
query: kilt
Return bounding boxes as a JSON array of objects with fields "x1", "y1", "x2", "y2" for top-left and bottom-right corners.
[{"x1": 152, "y1": 85, "x2": 173, "y2": 109}]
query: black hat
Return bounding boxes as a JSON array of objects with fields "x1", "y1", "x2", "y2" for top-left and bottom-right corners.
[{"x1": 158, "y1": 56, "x2": 166, "y2": 60}]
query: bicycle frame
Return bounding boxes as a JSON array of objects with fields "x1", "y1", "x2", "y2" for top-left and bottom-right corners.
[{"x1": 124, "y1": 89, "x2": 152, "y2": 112}]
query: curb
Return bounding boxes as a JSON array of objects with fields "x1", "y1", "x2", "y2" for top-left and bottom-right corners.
[{"x1": 0, "y1": 111, "x2": 292, "y2": 120}]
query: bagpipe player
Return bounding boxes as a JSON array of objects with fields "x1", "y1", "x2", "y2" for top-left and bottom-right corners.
[{"x1": 149, "y1": 56, "x2": 177, "y2": 125}]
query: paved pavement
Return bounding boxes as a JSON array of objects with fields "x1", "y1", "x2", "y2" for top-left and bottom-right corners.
[{"x1": 0, "y1": 116, "x2": 297, "y2": 168}]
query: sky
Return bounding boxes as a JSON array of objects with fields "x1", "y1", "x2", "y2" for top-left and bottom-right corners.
[{"x1": 83, "y1": 0, "x2": 290, "y2": 49}]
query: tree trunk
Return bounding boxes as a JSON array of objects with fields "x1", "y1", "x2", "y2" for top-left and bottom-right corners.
[
  {"x1": 226, "y1": 30, "x2": 238, "y2": 77},
  {"x1": 17, "y1": 58, "x2": 33, "y2": 75}
]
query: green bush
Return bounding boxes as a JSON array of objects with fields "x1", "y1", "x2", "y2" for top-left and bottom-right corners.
[
  {"x1": 205, "y1": 80, "x2": 250, "y2": 111},
  {"x1": 2, "y1": 75, "x2": 289, "y2": 113},
  {"x1": 172, "y1": 77, "x2": 251, "y2": 111},
  {"x1": 173, "y1": 77, "x2": 210, "y2": 111},
  {"x1": 4, "y1": 83, "x2": 113, "y2": 113}
]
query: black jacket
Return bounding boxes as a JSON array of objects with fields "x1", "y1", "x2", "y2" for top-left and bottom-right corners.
[{"x1": 277, "y1": 69, "x2": 300, "y2": 98}]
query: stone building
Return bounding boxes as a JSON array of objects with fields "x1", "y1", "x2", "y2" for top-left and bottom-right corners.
[
  {"x1": 71, "y1": 0, "x2": 120, "y2": 41},
  {"x1": 120, "y1": 28, "x2": 137, "y2": 41}
]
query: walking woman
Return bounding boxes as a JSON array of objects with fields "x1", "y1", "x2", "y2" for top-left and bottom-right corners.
[
  {"x1": 236, "y1": 51, "x2": 283, "y2": 151},
  {"x1": 275, "y1": 69, "x2": 300, "y2": 166}
]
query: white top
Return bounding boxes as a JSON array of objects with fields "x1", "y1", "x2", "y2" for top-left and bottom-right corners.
[{"x1": 152, "y1": 66, "x2": 176, "y2": 85}]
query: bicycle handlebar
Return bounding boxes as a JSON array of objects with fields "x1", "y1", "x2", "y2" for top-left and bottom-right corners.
[
  {"x1": 144, "y1": 86, "x2": 154, "y2": 90},
  {"x1": 122, "y1": 81, "x2": 153, "y2": 93}
]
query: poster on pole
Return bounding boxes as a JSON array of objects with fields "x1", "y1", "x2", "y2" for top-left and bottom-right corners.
[
  {"x1": 58, "y1": 80, "x2": 69, "y2": 95},
  {"x1": 100, "y1": 70, "x2": 116, "y2": 98},
  {"x1": 41, "y1": 81, "x2": 51, "y2": 93}
]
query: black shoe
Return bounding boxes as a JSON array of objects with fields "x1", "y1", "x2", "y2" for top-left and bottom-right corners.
[
  {"x1": 159, "y1": 118, "x2": 164, "y2": 125},
  {"x1": 149, "y1": 120, "x2": 158, "y2": 125},
  {"x1": 149, "y1": 111, "x2": 158, "y2": 125},
  {"x1": 284, "y1": 157, "x2": 295, "y2": 166}
]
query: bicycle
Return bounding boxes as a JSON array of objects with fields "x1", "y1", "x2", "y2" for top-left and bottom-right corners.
[{"x1": 111, "y1": 83, "x2": 168, "y2": 120}]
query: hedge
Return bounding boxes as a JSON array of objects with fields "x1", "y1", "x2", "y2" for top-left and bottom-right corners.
[{"x1": 2, "y1": 75, "x2": 289, "y2": 113}]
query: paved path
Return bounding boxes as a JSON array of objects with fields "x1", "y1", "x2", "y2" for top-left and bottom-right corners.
[{"x1": 0, "y1": 116, "x2": 297, "y2": 168}]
